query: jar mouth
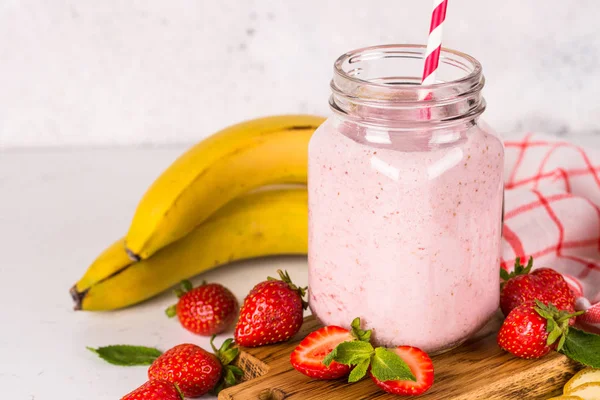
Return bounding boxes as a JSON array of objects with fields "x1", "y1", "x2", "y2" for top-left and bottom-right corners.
[
  {"x1": 330, "y1": 44, "x2": 486, "y2": 127},
  {"x1": 334, "y1": 44, "x2": 482, "y2": 91}
]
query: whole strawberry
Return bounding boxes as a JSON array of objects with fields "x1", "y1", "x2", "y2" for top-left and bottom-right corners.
[
  {"x1": 500, "y1": 257, "x2": 575, "y2": 316},
  {"x1": 121, "y1": 380, "x2": 183, "y2": 400},
  {"x1": 497, "y1": 300, "x2": 582, "y2": 359},
  {"x1": 166, "y1": 280, "x2": 238, "y2": 336},
  {"x1": 235, "y1": 270, "x2": 307, "y2": 347},
  {"x1": 148, "y1": 339, "x2": 242, "y2": 397}
]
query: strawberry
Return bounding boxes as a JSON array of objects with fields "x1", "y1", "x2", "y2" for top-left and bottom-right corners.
[
  {"x1": 235, "y1": 270, "x2": 307, "y2": 347},
  {"x1": 290, "y1": 318, "x2": 372, "y2": 380},
  {"x1": 121, "y1": 380, "x2": 183, "y2": 400},
  {"x1": 166, "y1": 280, "x2": 238, "y2": 336},
  {"x1": 291, "y1": 326, "x2": 352, "y2": 379},
  {"x1": 500, "y1": 257, "x2": 575, "y2": 316},
  {"x1": 148, "y1": 338, "x2": 242, "y2": 397},
  {"x1": 370, "y1": 346, "x2": 434, "y2": 396},
  {"x1": 498, "y1": 300, "x2": 583, "y2": 359}
]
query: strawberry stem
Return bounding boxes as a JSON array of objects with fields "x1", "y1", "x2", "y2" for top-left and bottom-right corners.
[
  {"x1": 210, "y1": 336, "x2": 242, "y2": 394},
  {"x1": 210, "y1": 335, "x2": 219, "y2": 353},
  {"x1": 267, "y1": 269, "x2": 309, "y2": 310},
  {"x1": 500, "y1": 256, "x2": 533, "y2": 286},
  {"x1": 173, "y1": 383, "x2": 185, "y2": 400}
]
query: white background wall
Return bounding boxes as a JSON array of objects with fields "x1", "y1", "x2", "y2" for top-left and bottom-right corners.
[{"x1": 1, "y1": 0, "x2": 599, "y2": 148}]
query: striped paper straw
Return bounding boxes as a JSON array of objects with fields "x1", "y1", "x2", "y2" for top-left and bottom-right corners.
[{"x1": 422, "y1": 0, "x2": 448, "y2": 85}]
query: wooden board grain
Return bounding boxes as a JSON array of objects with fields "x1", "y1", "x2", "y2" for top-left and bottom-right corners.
[{"x1": 219, "y1": 313, "x2": 581, "y2": 399}]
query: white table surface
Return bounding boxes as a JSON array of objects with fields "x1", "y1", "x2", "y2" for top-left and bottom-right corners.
[
  {"x1": 2, "y1": 135, "x2": 599, "y2": 399},
  {"x1": 0, "y1": 146, "x2": 308, "y2": 400}
]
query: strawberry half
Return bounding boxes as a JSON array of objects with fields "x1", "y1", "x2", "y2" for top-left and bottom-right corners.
[
  {"x1": 370, "y1": 346, "x2": 434, "y2": 396},
  {"x1": 291, "y1": 326, "x2": 354, "y2": 379}
]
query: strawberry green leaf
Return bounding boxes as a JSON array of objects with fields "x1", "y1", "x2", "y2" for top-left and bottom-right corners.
[
  {"x1": 557, "y1": 334, "x2": 567, "y2": 352},
  {"x1": 323, "y1": 341, "x2": 374, "y2": 367},
  {"x1": 212, "y1": 382, "x2": 225, "y2": 396},
  {"x1": 181, "y1": 280, "x2": 193, "y2": 292},
  {"x1": 560, "y1": 328, "x2": 600, "y2": 368},
  {"x1": 546, "y1": 317, "x2": 556, "y2": 334},
  {"x1": 348, "y1": 358, "x2": 371, "y2": 383},
  {"x1": 370, "y1": 347, "x2": 416, "y2": 382},
  {"x1": 87, "y1": 345, "x2": 162, "y2": 366},
  {"x1": 502, "y1": 257, "x2": 533, "y2": 282},
  {"x1": 165, "y1": 304, "x2": 177, "y2": 318},
  {"x1": 223, "y1": 367, "x2": 237, "y2": 386},
  {"x1": 212, "y1": 336, "x2": 239, "y2": 366},
  {"x1": 229, "y1": 365, "x2": 244, "y2": 377},
  {"x1": 219, "y1": 338, "x2": 235, "y2": 352},
  {"x1": 547, "y1": 324, "x2": 563, "y2": 346}
]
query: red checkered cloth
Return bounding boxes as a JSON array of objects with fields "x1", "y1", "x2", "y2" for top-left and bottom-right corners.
[{"x1": 503, "y1": 133, "x2": 600, "y2": 333}]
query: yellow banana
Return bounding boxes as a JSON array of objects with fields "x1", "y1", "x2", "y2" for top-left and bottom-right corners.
[
  {"x1": 125, "y1": 115, "x2": 324, "y2": 260},
  {"x1": 71, "y1": 188, "x2": 308, "y2": 311}
]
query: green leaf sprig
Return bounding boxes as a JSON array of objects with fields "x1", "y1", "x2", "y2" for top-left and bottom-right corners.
[
  {"x1": 86, "y1": 345, "x2": 162, "y2": 366},
  {"x1": 322, "y1": 317, "x2": 417, "y2": 383}
]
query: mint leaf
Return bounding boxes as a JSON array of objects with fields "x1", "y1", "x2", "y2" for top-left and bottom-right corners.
[
  {"x1": 330, "y1": 341, "x2": 373, "y2": 365},
  {"x1": 87, "y1": 345, "x2": 162, "y2": 366},
  {"x1": 348, "y1": 358, "x2": 370, "y2": 383},
  {"x1": 560, "y1": 328, "x2": 600, "y2": 368},
  {"x1": 323, "y1": 341, "x2": 374, "y2": 367},
  {"x1": 322, "y1": 345, "x2": 338, "y2": 367},
  {"x1": 350, "y1": 317, "x2": 372, "y2": 343},
  {"x1": 371, "y1": 347, "x2": 415, "y2": 382}
]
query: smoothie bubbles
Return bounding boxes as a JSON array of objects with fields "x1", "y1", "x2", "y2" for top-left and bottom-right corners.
[{"x1": 307, "y1": 43, "x2": 504, "y2": 353}]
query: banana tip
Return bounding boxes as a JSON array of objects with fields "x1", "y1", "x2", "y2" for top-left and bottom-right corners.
[
  {"x1": 125, "y1": 247, "x2": 141, "y2": 262},
  {"x1": 70, "y1": 285, "x2": 86, "y2": 311}
]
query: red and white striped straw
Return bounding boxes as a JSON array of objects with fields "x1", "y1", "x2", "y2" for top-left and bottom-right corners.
[{"x1": 422, "y1": 0, "x2": 448, "y2": 85}]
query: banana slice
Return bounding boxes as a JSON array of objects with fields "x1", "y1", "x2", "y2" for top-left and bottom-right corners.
[
  {"x1": 567, "y1": 382, "x2": 600, "y2": 400},
  {"x1": 565, "y1": 369, "x2": 600, "y2": 394}
]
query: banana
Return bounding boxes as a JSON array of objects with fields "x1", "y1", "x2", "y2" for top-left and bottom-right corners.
[
  {"x1": 71, "y1": 188, "x2": 308, "y2": 311},
  {"x1": 124, "y1": 115, "x2": 324, "y2": 260}
]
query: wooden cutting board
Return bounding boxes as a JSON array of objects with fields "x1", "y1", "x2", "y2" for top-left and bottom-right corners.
[{"x1": 219, "y1": 313, "x2": 582, "y2": 400}]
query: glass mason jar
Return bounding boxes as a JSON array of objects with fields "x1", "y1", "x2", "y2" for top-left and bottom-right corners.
[{"x1": 308, "y1": 45, "x2": 504, "y2": 354}]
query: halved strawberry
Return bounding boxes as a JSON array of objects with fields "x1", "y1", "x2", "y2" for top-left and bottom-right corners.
[
  {"x1": 370, "y1": 346, "x2": 434, "y2": 396},
  {"x1": 290, "y1": 325, "x2": 353, "y2": 379}
]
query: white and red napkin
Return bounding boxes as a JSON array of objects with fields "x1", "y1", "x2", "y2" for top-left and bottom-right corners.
[{"x1": 502, "y1": 133, "x2": 600, "y2": 333}]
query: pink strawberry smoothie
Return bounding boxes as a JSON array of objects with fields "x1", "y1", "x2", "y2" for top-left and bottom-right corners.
[{"x1": 308, "y1": 117, "x2": 504, "y2": 353}]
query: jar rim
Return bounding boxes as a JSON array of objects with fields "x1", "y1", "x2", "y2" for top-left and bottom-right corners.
[
  {"x1": 333, "y1": 44, "x2": 483, "y2": 91},
  {"x1": 329, "y1": 44, "x2": 486, "y2": 127}
]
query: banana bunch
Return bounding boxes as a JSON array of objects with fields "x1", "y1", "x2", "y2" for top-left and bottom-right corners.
[{"x1": 71, "y1": 115, "x2": 324, "y2": 311}]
